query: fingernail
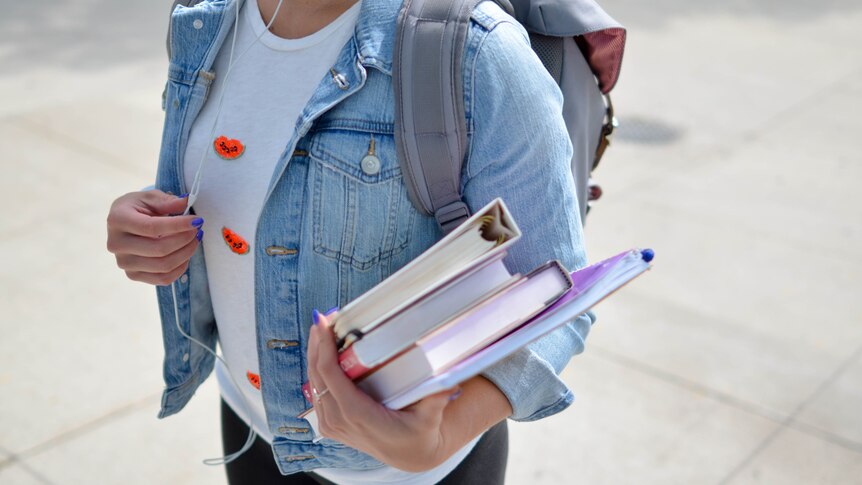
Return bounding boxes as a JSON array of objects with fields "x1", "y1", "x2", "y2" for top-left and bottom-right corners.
[
  {"x1": 312, "y1": 308, "x2": 320, "y2": 326},
  {"x1": 449, "y1": 388, "x2": 462, "y2": 401},
  {"x1": 191, "y1": 217, "x2": 204, "y2": 227},
  {"x1": 196, "y1": 229, "x2": 203, "y2": 241},
  {"x1": 324, "y1": 306, "x2": 339, "y2": 316},
  {"x1": 179, "y1": 193, "x2": 189, "y2": 198}
]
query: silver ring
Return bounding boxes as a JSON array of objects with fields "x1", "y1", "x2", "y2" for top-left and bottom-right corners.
[{"x1": 312, "y1": 386, "x2": 330, "y2": 403}]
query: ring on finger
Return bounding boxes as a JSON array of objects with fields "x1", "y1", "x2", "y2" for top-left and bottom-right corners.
[{"x1": 312, "y1": 386, "x2": 330, "y2": 403}]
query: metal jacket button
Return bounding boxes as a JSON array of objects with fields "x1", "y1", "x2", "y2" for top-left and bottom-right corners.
[
  {"x1": 361, "y1": 155, "x2": 381, "y2": 175},
  {"x1": 266, "y1": 339, "x2": 299, "y2": 349},
  {"x1": 283, "y1": 455, "x2": 315, "y2": 462},
  {"x1": 330, "y1": 68, "x2": 349, "y2": 90},
  {"x1": 265, "y1": 246, "x2": 297, "y2": 256}
]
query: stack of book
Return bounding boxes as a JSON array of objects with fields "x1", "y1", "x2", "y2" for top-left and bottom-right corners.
[{"x1": 300, "y1": 198, "x2": 652, "y2": 427}]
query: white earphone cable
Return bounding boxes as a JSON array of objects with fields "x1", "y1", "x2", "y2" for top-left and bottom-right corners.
[
  {"x1": 186, "y1": 0, "x2": 285, "y2": 210},
  {"x1": 171, "y1": 0, "x2": 286, "y2": 466}
]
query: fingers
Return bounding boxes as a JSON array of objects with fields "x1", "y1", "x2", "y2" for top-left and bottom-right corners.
[
  {"x1": 307, "y1": 311, "x2": 381, "y2": 440},
  {"x1": 108, "y1": 191, "x2": 202, "y2": 238},
  {"x1": 107, "y1": 191, "x2": 206, "y2": 286},
  {"x1": 108, "y1": 228, "x2": 197, "y2": 258},
  {"x1": 312, "y1": 313, "x2": 376, "y2": 409},
  {"x1": 117, "y1": 210, "x2": 202, "y2": 238},
  {"x1": 140, "y1": 189, "x2": 191, "y2": 216},
  {"x1": 125, "y1": 259, "x2": 191, "y2": 286},
  {"x1": 114, "y1": 233, "x2": 201, "y2": 273}
]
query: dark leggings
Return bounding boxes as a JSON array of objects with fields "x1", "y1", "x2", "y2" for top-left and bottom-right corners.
[{"x1": 221, "y1": 400, "x2": 508, "y2": 484}]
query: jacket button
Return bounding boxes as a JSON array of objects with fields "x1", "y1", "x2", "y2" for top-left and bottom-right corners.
[
  {"x1": 283, "y1": 455, "x2": 315, "y2": 462},
  {"x1": 330, "y1": 68, "x2": 349, "y2": 90},
  {"x1": 265, "y1": 246, "x2": 298, "y2": 256},
  {"x1": 193, "y1": 19, "x2": 204, "y2": 30},
  {"x1": 360, "y1": 155, "x2": 381, "y2": 175},
  {"x1": 266, "y1": 339, "x2": 299, "y2": 349},
  {"x1": 179, "y1": 274, "x2": 189, "y2": 284}
]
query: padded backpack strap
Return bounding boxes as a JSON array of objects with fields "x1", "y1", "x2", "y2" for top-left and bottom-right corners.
[{"x1": 393, "y1": 0, "x2": 485, "y2": 235}]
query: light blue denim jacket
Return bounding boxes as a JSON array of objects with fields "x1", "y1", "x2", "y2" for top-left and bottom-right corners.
[{"x1": 155, "y1": 0, "x2": 594, "y2": 474}]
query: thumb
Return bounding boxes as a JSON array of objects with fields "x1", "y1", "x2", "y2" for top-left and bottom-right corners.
[{"x1": 143, "y1": 190, "x2": 190, "y2": 216}]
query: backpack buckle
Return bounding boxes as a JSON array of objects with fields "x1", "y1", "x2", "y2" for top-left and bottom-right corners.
[
  {"x1": 435, "y1": 201, "x2": 471, "y2": 235},
  {"x1": 593, "y1": 94, "x2": 617, "y2": 171}
]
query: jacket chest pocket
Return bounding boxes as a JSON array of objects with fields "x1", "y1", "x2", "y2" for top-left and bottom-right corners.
[{"x1": 308, "y1": 127, "x2": 415, "y2": 271}]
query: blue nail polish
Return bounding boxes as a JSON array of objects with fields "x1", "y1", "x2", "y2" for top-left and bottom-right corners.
[
  {"x1": 449, "y1": 388, "x2": 463, "y2": 401},
  {"x1": 179, "y1": 193, "x2": 189, "y2": 198},
  {"x1": 312, "y1": 308, "x2": 320, "y2": 325},
  {"x1": 191, "y1": 217, "x2": 204, "y2": 228},
  {"x1": 196, "y1": 229, "x2": 203, "y2": 242},
  {"x1": 641, "y1": 248, "x2": 655, "y2": 263},
  {"x1": 324, "y1": 306, "x2": 339, "y2": 316}
]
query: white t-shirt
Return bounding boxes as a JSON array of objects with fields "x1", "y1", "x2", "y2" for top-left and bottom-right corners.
[{"x1": 182, "y1": 1, "x2": 478, "y2": 483}]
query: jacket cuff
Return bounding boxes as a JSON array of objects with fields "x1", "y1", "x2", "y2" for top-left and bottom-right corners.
[{"x1": 481, "y1": 311, "x2": 595, "y2": 421}]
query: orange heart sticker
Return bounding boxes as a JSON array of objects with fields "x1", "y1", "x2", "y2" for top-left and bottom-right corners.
[
  {"x1": 213, "y1": 135, "x2": 245, "y2": 160},
  {"x1": 222, "y1": 227, "x2": 250, "y2": 255}
]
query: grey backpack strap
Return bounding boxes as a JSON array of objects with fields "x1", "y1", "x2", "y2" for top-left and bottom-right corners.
[{"x1": 393, "y1": 0, "x2": 484, "y2": 235}]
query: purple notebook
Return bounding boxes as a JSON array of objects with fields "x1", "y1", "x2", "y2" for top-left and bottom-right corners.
[{"x1": 380, "y1": 248, "x2": 654, "y2": 410}]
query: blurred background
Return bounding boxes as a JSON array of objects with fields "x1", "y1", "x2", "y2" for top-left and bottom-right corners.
[{"x1": 1, "y1": 0, "x2": 860, "y2": 483}]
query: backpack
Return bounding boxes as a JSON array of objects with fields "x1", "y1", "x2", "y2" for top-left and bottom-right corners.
[
  {"x1": 394, "y1": 0, "x2": 625, "y2": 233},
  {"x1": 168, "y1": 0, "x2": 625, "y2": 234}
]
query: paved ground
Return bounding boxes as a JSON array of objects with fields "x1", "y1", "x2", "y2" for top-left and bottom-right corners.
[{"x1": 1, "y1": 1, "x2": 860, "y2": 484}]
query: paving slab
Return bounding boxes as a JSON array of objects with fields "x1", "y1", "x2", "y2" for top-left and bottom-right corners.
[
  {"x1": 0, "y1": 60, "x2": 167, "y2": 122},
  {"x1": 592, "y1": 150, "x2": 862, "y2": 332},
  {"x1": 583, "y1": 79, "x2": 862, "y2": 417},
  {"x1": 508, "y1": 352, "x2": 778, "y2": 485},
  {"x1": 0, "y1": 463, "x2": 51, "y2": 485},
  {"x1": 752, "y1": 74, "x2": 862, "y2": 165},
  {"x1": 0, "y1": 209, "x2": 166, "y2": 454},
  {"x1": 22, "y1": 378, "x2": 227, "y2": 485},
  {"x1": 595, "y1": 2, "x2": 862, "y2": 217},
  {"x1": 0, "y1": 118, "x2": 154, "y2": 236},
  {"x1": 625, "y1": 142, "x2": 862, "y2": 261},
  {"x1": 605, "y1": 8, "x2": 862, "y2": 150},
  {"x1": 0, "y1": 1, "x2": 167, "y2": 120},
  {"x1": 794, "y1": 350, "x2": 862, "y2": 447},
  {"x1": 601, "y1": 0, "x2": 862, "y2": 28},
  {"x1": 20, "y1": 96, "x2": 166, "y2": 180},
  {"x1": 583, "y1": 269, "x2": 860, "y2": 420},
  {"x1": 726, "y1": 427, "x2": 862, "y2": 485}
]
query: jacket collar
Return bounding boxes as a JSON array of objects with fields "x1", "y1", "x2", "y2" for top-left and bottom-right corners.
[{"x1": 352, "y1": 0, "x2": 402, "y2": 75}]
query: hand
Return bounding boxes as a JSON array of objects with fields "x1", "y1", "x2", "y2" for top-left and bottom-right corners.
[
  {"x1": 306, "y1": 311, "x2": 462, "y2": 472},
  {"x1": 106, "y1": 190, "x2": 204, "y2": 286}
]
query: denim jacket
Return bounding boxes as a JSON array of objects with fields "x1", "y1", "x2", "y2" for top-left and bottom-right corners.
[{"x1": 154, "y1": 0, "x2": 593, "y2": 474}]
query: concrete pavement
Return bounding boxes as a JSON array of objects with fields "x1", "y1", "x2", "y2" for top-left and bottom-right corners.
[{"x1": 1, "y1": 1, "x2": 860, "y2": 483}]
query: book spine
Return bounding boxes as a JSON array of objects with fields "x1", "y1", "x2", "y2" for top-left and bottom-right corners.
[{"x1": 338, "y1": 346, "x2": 372, "y2": 380}]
